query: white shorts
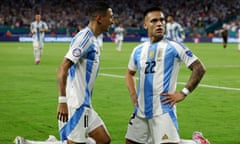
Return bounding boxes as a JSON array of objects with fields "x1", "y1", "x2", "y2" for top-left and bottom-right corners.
[
  {"x1": 125, "y1": 111, "x2": 180, "y2": 144},
  {"x1": 59, "y1": 106, "x2": 109, "y2": 143},
  {"x1": 115, "y1": 35, "x2": 123, "y2": 42},
  {"x1": 33, "y1": 41, "x2": 43, "y2": 49}
]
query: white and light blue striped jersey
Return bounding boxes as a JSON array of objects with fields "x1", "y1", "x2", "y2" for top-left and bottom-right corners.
[
  {"x1": 30, "y1": 21, "x2": 48, "y2": 42},
  {"x1": 114, "y1": 26, "x2": 124, "y2": 41},
  {"x1": 65, "y1": 27, "x2": 101, "y2": 109},
  {"x1": 128, "y1": 38, "x2": 198, "y2": 119},
  {"x1": 166, "y1": 22, "x2": 184, "y2": 42}
]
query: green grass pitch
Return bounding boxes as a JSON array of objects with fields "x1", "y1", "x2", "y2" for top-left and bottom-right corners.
[{"x1": 0, "y1": 41, "x2": 240, "y2": 144}]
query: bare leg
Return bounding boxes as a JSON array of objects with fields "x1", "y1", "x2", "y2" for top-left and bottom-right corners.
[{"x1": 89, "y1": 125, "x2": 111, "y2": 144}]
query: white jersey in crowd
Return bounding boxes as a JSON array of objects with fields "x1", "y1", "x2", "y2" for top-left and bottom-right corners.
[
  {"x1": 65, "y1": 27, "x2": 101, "y2": 109},
  {"x1": 166, "y1": 22, "x2": 184, "y2": 42},
  {"x1": 114, "y1": 26, "x2": 124, "y2": 41},
  {"x1": 30, "y1": 21, "x2": 48, "y2": 43},
  {"x1": 127, "y1": 37, "x2": 198, "y2": 119}
]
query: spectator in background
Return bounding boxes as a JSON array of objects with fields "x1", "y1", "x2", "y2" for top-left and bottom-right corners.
[
  {"x1": 71, "y1": 25, "x2": 82, "y2": 37},
  {"x1": 1, "y1": 0, "x2": 239, "y2": 39},
  {"x1": 5, "y1": 30, "x2": 12, "y2": 37},
  {"x1": 30, "y1": 13, "x2": 48, "y2": 65}
]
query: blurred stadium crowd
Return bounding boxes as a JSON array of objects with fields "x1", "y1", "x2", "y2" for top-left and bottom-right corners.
[{"x1": 0, "y1": 0, "x2": 240, "y2": 38}]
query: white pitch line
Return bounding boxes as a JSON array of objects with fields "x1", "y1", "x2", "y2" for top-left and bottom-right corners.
[
  {"x1": 99, "y1": 73, "x2": 240, "y2": 91},
  {"x1": 101, "y1": 67, "x2": 126, "y2": 70},
  {"x1": 177, "y1": 82, "x2": 240, "y2": 91}
]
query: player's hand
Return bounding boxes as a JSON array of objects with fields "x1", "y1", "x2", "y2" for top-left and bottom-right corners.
[
  {"x1": 57, "y1": 103, "x2": 68, "y2": 122},
  {"x1": 39, "y1": 29, "x2": 44, "y2": 33},
  {"x1": 161, "y1": 92, "x2": 185, "y2": 108},
  {"x1": 181, "y1": 34, "x2": 185, "y2": 40},
  {"x1": 132, "y1": 95, "x2": 138, "y2": 107}
]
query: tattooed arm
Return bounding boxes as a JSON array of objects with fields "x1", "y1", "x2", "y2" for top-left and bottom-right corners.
[
  {"x1": 161, "y1": 59, "x2": 206, "y2": 107},
  {"x1": 185, "y1": 60, "x2": 206, "y2": 92}
]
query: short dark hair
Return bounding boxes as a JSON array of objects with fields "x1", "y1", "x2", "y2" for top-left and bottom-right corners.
[
  {"x1": 167, "y1": 15, "x2": 174, "y2": 18},
  {"x1": 143, "y1": 7, "x2": 162, "y2": 17},
  {"x1": 35, "y1": 10, "x2": 41, "y2": 15},
  {"x1": 87, "y1": 1, "x2": 110, "y2": 19}
]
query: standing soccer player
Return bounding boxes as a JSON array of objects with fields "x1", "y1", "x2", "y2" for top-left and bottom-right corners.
[
  {"x1": 30, "y1": 13, "x2": 48, "y2": 65},
  {"x1": 125, "y1": 7, "x2": 210, "y2": 144},
  {"x1": 221, "y1": 26, "x2": 228, "y2": 48},
  {"x1": 114, "y1": 23, "x2": 125, "y2": 51},
  {"x1": 166, "y1": 15, "x2": 185, "y2": 43},
  {"x1": 57, "y1": 1, "x2": 113, "y2": 144}
]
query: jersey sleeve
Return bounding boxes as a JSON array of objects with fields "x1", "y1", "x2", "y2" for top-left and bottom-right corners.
[
  {"x1": 43, "y1": 22, "x2": 48, "y2": 30},
  {"x1": 65, "y1": 30, "x2": 92, "y2": 64},
  {"x1": 176, "y1": 23, "x2": 184, "y2": 32},
  {"x1": 30, "y1": 22, "x2": 35, "y2": 33},
  {"x1": 128, "y1": 44, "x2": 143, "y2": 71},
  {"x1": 170, "y1": 41, "x2": 198, "y2": 67},
  {"x1": 128, "y1": 50, "x2": 137, "y2": 71}
]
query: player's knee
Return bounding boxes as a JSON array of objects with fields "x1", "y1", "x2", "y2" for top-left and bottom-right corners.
[
  {"x1": 107, "y1": 137, "x2": 111, "y2": 144},
  {"x1": 102, "y1": 136, "x2": 111, "y2": 144}
]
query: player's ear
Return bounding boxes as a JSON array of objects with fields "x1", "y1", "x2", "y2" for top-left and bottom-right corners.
[
  {"x1": 144, "y1": 23, "x2": 147, "y2": 30},
  {"x1": 96, "y1": 15, "x2": 102, "y2": 24}
]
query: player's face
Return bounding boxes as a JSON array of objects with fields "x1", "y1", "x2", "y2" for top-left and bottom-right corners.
[
  {"x1": 100, "y1": 8, "x2": 114, "y2": 32},
  {"x1": 144, "y1": 11, "x2": 165, "y2": 43},
  {"x1": 35, "y1": 15, "x2": 41, "y2": 22},
  {"x1": 167, "y1": 16, "x2": 173, "y2": 22}
]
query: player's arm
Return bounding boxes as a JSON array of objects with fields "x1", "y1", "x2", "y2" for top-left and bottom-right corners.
[
  {"x1": 57, "y1": 58, "x2": 73, "y2": 96},
  {"x1": 180, "y1": 31, "x2": 185, "y2": 40},
  {"x1": 57, "y1": 58, "x2": 74, "y2": 122},
  {"x1": 184, "y1": 59, "x2": 206, "y2": 93},
  {"x1": 40, "y1": 23, "x2": 48, "y2": 33},
  {"x1": 161, "y1": 60, "x2": 206, "y2": 107},
  {"x1": 179, "y1": 27, "x2": 185, "y2": 40},
  {"x1": 40, "y1": 28, "x2": 48, "y2": 33},
  {"x1": 178, "y1": 24, "x2": 185, "y2": 40},
  {"x1": 30, "y1": 24, "x2": 36, "y2": 35},
  {"x1": 126, "y1": 69, "x2": 138, "y2": 107}
]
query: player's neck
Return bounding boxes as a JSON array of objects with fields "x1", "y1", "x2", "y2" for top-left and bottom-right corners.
[
  {"x1": 150, "y1": 36, "x2": 163, "y2": 43},
  {"x1": 88, "y1": 23, "x2": 101, "y2": 37}
]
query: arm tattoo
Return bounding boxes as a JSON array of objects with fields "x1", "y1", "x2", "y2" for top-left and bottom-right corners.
[{"x1": 186, "y1": 60, "x2": 206, "y2": 92}]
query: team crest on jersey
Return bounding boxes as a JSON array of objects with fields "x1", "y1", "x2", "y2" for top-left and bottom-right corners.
[
  {"x1": 148, "y1": 50, "x2": 155, "y2": 59},
  {"x1": 72, "y1": 48, "x2": 82, "y2": 57},
  {"x1": 185, "y1": 50, "x2": 193, "y2": 57},
  {"x1": 157, "y1": 49, "x2": 163, "y2": 60},
  {"x1": 162, "y1": 134, "x2": 169, "y2": 140}
]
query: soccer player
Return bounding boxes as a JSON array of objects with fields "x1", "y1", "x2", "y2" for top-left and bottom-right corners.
[
  {"x1": 125, "y1": 7, "x2": 210, "y2": 144},
  {"x1": 57, "y1": 1, "x2": 113, "y2": 144},
  {"x1": 221, "y1": 25, "x2": 228, "y2": 48},
  {"x1": 166, "y1": 15, "x2": 185, "y2": 43},
  {"x1": 30, "y1": 13, "x2": 48, "y2": 65},
  {"x1": 114, "y1": 23, "x2": 125, "y2": 51}
]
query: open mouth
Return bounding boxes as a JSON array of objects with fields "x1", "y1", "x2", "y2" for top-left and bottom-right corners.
[{"x1": 156, "y1": 28, "x2": 163, "y2": 33}]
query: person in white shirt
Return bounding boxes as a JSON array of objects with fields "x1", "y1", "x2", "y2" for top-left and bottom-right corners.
[
  {"x1": 57, "y1": 2, "x2": 113, "y2": 144},
  {"x1": 114, "y1": 23, "x2": 125, "y2": 51},
  {"x1": 166, "y1": 15, "x2": 185, "y2": 43},
  {"x1": 125, "y1": 7, "x2": 209, "y2": 144},
  {"x1": 30, "y1": 13, "x2": 48, "y2": 65}
]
